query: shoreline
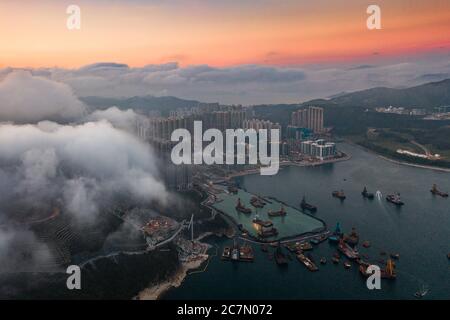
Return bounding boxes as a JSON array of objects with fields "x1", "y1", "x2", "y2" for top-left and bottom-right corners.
[
  {"x1": 223, "y1": 153, "x2": 351, "y2": 181},
  {"x1": 345, "y1": 140, "x2": 450, "y2": 173},
  {"x1": 135, "y1": 253, "x2": 209, "y2": 300}
]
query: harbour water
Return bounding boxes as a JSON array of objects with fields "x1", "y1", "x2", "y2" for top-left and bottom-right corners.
[
  {"x1": 164, "y1": 143, "x2": 450, "y2": 300},
  {"x1": 212, "y1": 188, "x2": 324, "y2": 240}
]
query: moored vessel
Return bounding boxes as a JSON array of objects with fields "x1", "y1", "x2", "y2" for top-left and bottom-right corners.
[
  {"x1": 361, "y1": 186, "x2": 374, "y2": 199},
  {"x1": 250, "y1": 196, "x2": 266, "y2": 208},
  {"x1": 430, "y1": 184, "x2": 448, "y2": 198},
  {"x1": 268, "y1": 205, "x2": 287, "y2": 217},
  {"x1": 253, "y1": 215, "x2": 278, "y2": 238},
  {"x1": 300, "y1": 196, "x2": 317, "y2": 213},
  {"x1": 235, "y1": 198, "x2": 252, "y2": 214}
]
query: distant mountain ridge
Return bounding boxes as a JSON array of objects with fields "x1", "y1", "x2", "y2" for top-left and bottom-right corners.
[
  {"x1": 81, "y1": 79, "x2": 450, "y2": 115},
  {"x1": 318, "y1": 79, "x2": 450, "y2": 109},
  {"x1": 80, "y1": 95, "x2": 215, "y2": 116}
]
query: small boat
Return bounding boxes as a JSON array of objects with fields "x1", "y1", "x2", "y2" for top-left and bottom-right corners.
[
  {"x1": 361, "y1": 186, "x2": 374, "y2": 199},
  {"x1": 362, "y1": 241, "x2": 371, "y2": 248},
  {"x1": 390, "y1": 253, "x2": 400, "y2": 260},
  {"x1": 332, "y1": 190, "x2": 346, "y2": 200},
  {"x1": 386, "y1": 193, "x2": 404, "y2": 206},
  {"x1": 320, "y1": 257, "x2": 327, "y2": 264},
  {"x1": 344, "y1": 261, "x2": 351, "y2": 269},
  {"x1": 332, "y1": 252, "x2": 340, "y2": 264},
  {"x1": 414, "y1": 285, "x2": 429, "y2": 299},
  {"x1": 430, "y1": 184, "x2": 448, "y2": 198}
]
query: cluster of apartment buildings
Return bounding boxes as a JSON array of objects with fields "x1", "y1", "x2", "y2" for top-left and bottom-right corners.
[
  {"x1": 136, "y1": 105, "x2": 250, "y2": 191},
  {"x1": 133, "y1": 105, "x2": 335, "y2": 189},
  {"x1": 300, "y1": 139, "x2": 337, "y2": 160},
  {"x1": 291, "y1": 106, "x2": 324, "y2": 133}
]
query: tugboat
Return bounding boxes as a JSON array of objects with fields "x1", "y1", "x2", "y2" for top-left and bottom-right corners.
[
  {"x1": 343, "y1": 261, "x2": 351, "y2": 269},
  {"x1": 235, "y1": 198, "x2": 252, "y2": 214},
  {"x1": 275, "y1": 245, "x2": 288, "y2": 266},
  {"x1": 300, "y1": 196, "x2": 317, "y2": 213},
  {"x1": 361, "y1": 186, "x2": 374, "y2": 199},
  {"x1": 332, "y1": 190, "x2": 346, "y2": 200},
  {"x1": 386, "y1": 193, "x2": 404, "y2": 206},
  {"x1": 268, "y1": 205, "x2": 287, "y2": 217},
  {"x1": 430, "y1": 184, "x2": 448, "y2": 198}
]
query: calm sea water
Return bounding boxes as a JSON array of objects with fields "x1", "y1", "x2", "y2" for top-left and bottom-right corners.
[{"x1": 164, "y1": 143, "x2": 450, "y2": 300}]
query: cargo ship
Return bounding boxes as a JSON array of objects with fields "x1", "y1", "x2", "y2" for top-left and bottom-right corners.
[
  {"x1": 250, "y1": 196, "x2": 266, "y2": 208},
  {"x1": 300, "y1": 196, "x2": 317, "y2": 213},
  {"x1": 235, "y1": 198, "x2": 252, "y2": 214},
  {"x1": 359, "y1": 259, "x2": 396, "y2": 279},
  {"x1": 268, "y1": 205, "x2": 287, "y2": 217},
  {"x1": 361, "y1": 187, "x2": 374, "y2": 199},
  {"x1": 338, "y1": 239, "x2": 359, "y2": 259},
  {"x1": 386, "y1": 193, "x2": 404, "y2": 206},
  {"x1": 275, "y1": 245, "x2": 288, "y2": 266},
  {"x1": 430, "y1": 184, "x2": 448, "y2": 198},
  {"x1": 297, "y1": 253, "x2": 318, "y2": 271},
  {"x1": 253, "y1": 216, "x2": 278, "y2": 238},
  {"x1": 332, "y1": 190, "x2": 346, "y2": 200}
]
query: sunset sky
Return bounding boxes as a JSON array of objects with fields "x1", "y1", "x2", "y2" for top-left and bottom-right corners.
[{"x1": 1, "y1": 0, "x2": 449, "y2": 68}]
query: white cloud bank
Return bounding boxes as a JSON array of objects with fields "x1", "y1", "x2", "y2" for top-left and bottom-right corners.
[
  {"x1": 2, "y1": 52, "x2": 448, "y2": 105},
  {"x1": 0, "y1": 71, "x2": 86, "y2": 123},
  {"x1": 0, "y1": 73, "x2": 167, "y2": 273}
]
